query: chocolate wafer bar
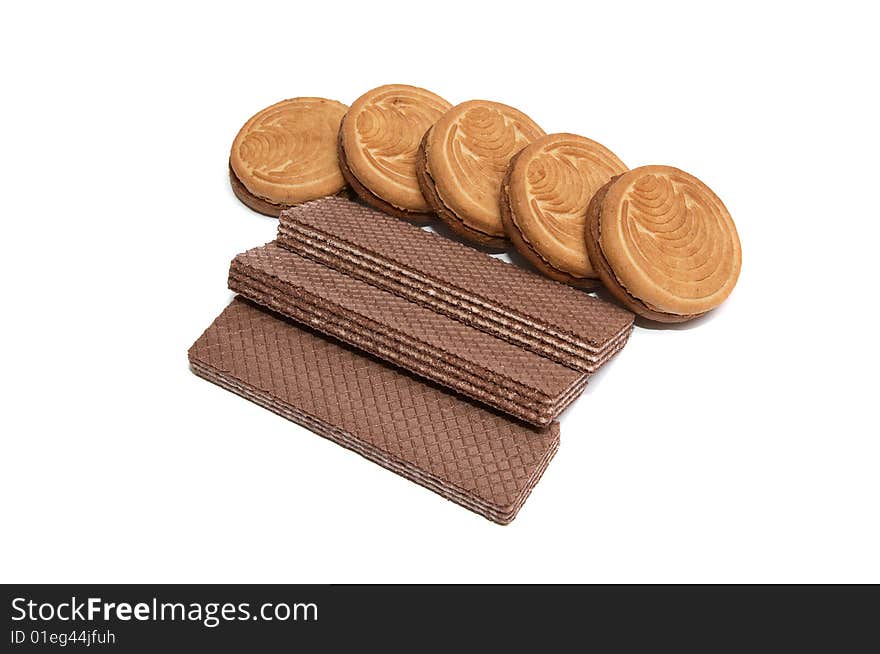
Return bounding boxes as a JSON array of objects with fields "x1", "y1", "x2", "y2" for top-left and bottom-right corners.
[
  {"x1": 276, "y1": 197, "x2": 634, "y2": 372},
  {"x1": 228, "y1": 243, "x2": 591, "y2": 425},
  {"x1": 188, "y1": 298, "x2": 559, "y2": 524}
]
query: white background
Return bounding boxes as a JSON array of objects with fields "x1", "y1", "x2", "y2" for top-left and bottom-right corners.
[{"x1": 2, "y1": 1, "x2": 877, "y2": 583}]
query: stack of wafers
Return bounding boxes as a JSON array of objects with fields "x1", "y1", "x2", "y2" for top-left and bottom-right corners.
[{"x1": 190, "y1": 197, "x2": 633, "y2": 523}]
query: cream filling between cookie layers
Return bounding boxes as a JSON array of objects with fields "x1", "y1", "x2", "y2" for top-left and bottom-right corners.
[
  {"x1": 422, "y1": 151, "x2": 503, "y2": 240},
  {"x1": 502, "y1": 179, "x2": 595, "y2": 284},
  {"x1": 597, "y1": 214, "x2": 695, "y2": 317}
]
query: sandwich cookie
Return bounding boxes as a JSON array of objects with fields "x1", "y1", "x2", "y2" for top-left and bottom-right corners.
[
  {"x1": 230, "y1": 97, "x2": 348, "y2": 216},
  {"x1": 501, "y1": 133, "x2": 627, "y2": 288},
  {"x1": 585, "y1": 165, "x2": 742, "y2": 322},
  {"x1": 338, "y1": 84, "x2": 452, "y2": 222},
  {"x1": 417, "y1": 100, "x2": 545, "y2": 249}
]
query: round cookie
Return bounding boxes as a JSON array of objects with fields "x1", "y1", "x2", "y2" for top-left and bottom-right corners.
[
  {"x1": 338, "y1": 84, "x2": 452, "y2": 222},
  {"x1": 585, "y1": 165, "x2": 741, "y2": 322},
  {"x1": 417, "y1": 100, "x2": 545, "y2": 249},
  {"x1": 230, "y1": 97, "x2": 348, "y2": 216},
  {"x1": 500, "y1": 133, "x2": 627, "y2": 288}
]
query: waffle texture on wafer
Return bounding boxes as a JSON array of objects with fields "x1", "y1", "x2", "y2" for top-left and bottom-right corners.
[
  {"x1": 230, "y1": 97, "x2": 348, "y2": 215},
  {"x1": 501, "y1": 133, "x2": 627, "y2": 287},
  {"x1": 188, "y1": 298, "x2": 559, "y2": 524},
  {"x1": 585, "y1": 165, "x2": 741, "y2": 322},
  {"x1": 417, "y1": 100, "x2": 545, "y2": 248},
  {"x1": 229, "y1": 242, "x2": 590, "y2": 425},
  {"x1": 277, "y1": 197, "x2": 634, "y2": 372},
  {"x1": 339, "y1": 84, "x2": 451, "y2": 219}
]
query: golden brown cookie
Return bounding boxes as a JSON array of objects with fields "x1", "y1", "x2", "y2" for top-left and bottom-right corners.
[
  {"x1": 501, "y1": 133, "x2": 627, "y2": 288},
  {"x1": 338, "y1": 84, "x2": 452, "y2": 222},
  {"x1": 585, "y1": 165, "x2": 741, "y2": 322},
  {"x1": 230, "y1": 97, "x2": 348, "y2": 216},
  {"x1": 417, "y1": 100, "x2": 545, "y2": 249}
]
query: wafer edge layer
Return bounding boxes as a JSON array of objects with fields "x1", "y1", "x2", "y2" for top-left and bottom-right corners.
[
  {"x1": 277, "y1": 221, "x2": 626, "y2": 351},
  {"x1": 229, "y1": 271, "x2": 580, "y2": 425},
  {"x1": 229, "y1": 256, "x2": 586, "y2": 405},
  {"x1": 277, "y1": 226, "x2": 632, "y2": 369},
  {"x1": 279, "y1": 201, "x2": 625, "y2": 348}
]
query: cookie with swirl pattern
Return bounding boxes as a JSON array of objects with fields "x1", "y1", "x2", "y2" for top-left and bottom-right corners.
[
  {"x1": 501, "y1": 133, "x2": 627, "y2": 288},
  {"x1": 338, "y1": 84, "x2": 452, "y2": 222},
  {"x1": 230, "y1": 97, "x2": 348, "y2": 216},
  {"x1": 585, "y1": 165, "x2": 741, "y2": 322},
  {"x1": 417, "y1": 100, "x2": 545, "y2": 250}
]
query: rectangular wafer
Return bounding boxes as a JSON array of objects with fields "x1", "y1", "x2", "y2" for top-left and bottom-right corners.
[
  {"x1": 188, "y1": 298, "x2": 559, "y2": 524},
  {"x1": 229, "y1": 243, "x2": 592, "y2": 425},
  {"x1": 276, "y1": 197, "x2": 634, "y2": 372}
]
